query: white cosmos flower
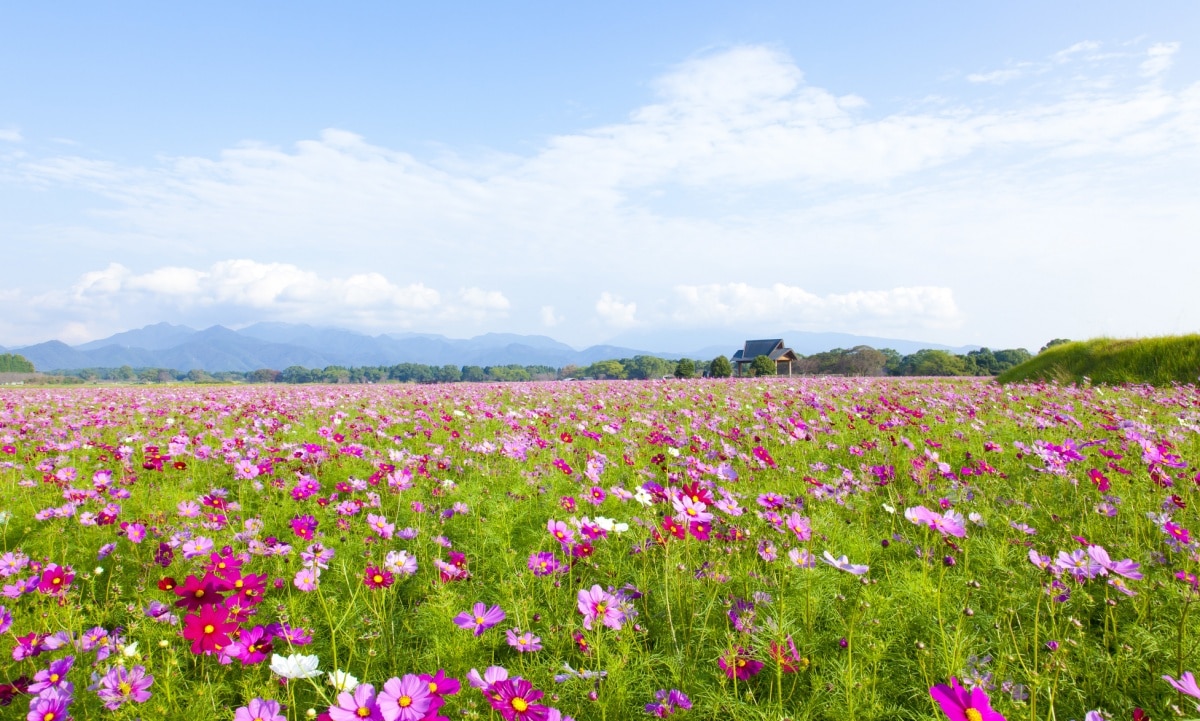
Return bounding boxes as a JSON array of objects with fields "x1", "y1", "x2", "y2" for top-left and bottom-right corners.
[
  {"x1": 633, "y1": 488, "x2": 653, "y2": 507},
  {"x1": 271, "y1": 653, "x2": 322, "y2": 679},
  {"x1": 327, "y1": 669, "x2": 359, "y2": 692},
  {"x1": 593, "y1": 516, "x2": 629, "y2": 534}
]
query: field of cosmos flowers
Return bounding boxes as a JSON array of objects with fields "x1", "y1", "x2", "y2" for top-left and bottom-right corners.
[{"x1": 2, "y1": 377, "x2": 1200, "y2": 720}]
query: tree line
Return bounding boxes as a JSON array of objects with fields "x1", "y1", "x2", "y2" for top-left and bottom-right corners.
[
  {"x1": 571, "y1": 346, "x2": 1033, "y2": 379},
  {"x1": 41, "y1": 344, "x2": 1035, "y2": 384}
]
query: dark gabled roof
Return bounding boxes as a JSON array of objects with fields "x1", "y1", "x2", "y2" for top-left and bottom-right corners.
[
  {"x1": 732, "y1": 339, "x2": 797, "y2": 364},
  {"x1": 743, "y1": 339, "x2": 784, "y2": 358}
]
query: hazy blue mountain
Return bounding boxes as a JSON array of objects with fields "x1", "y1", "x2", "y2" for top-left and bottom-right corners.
[
  {"x1": 76, "y1": 322, "x2": 199, "y2": 351},
  {"x1": 12, "y1": 321, "x2": 986, "y2": 373}
]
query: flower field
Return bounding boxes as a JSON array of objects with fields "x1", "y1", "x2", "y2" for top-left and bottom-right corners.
[{"x1": 2, "y1": 377, "x2": 1199, "y2": 720}]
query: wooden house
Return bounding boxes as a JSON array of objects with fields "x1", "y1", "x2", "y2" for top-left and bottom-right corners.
[{"x1": 731, "y1": 339, "x2": 797, "y2": 376}]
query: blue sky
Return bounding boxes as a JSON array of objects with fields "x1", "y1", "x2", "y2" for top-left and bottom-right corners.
[{"x1": 3, "y1": 2, "x2": 1198, "y2": 352}]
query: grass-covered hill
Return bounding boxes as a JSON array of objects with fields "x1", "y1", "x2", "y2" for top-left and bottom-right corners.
[{"x1": 996, "y1": 334, "x2": 1200, "y2": 385}]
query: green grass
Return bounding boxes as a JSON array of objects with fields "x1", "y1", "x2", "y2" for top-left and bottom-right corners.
[{"x1": 997, "y1": 335, "x2": 1200, "y2": 386}]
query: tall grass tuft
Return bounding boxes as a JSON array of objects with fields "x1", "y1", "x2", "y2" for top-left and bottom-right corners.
[{"x1": 997, "y1": 334, "x2": 1200, "y2": 386}]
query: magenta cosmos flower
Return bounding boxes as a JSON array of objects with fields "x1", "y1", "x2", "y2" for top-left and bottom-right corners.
[
  {"x1": 718, "y1": 647, "x2": 764, "y2": 680},
  {"x1": 454, "y1": 603, "x2": 506, "y2": 636},
  {"x1": 577, "y1": 585, "x2": 624, "y2": 630},
  {"x1": 930, "y1": 677, "x2": 1005, "y2": 721},
  {"x1": 488, "y1": 678, "x2": 549, "y2": 721},
  {"x1": 37, "y1": 564, "x2": 74, "y2": 596}
]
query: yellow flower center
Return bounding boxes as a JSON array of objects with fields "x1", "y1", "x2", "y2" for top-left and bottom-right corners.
[
  {"x1": 965, "y1": 710, "x2": 984, "y2": 721},
  {"x1": 476, "y1": 616, "x2": 485, "y2": 624},
  {"x1": 235, "y1": 579, "x2": 244, "y2": 588},
  {"x1": 399, "y1": 696, "x2": 412, "y2": 708},
  {"x1": 356, "y1": 708, "x2": 371, "y2": 718},
  {"x1": 49, "y1": 674, "x2": 59, "y2": 683},
  {"x1": 119, "y1": 681, "x2": 132, "y2": 695},
  {"x1": 44, "y1": 713, "x2": 56, "y2": 721},
  {"x1": 596, "y1": 603, "x2": 607, "y2": 614},
  {"x1": 204, "y1": 624, "x2": 215, "y2": 634},
  {"x1": 511, "y1": 698, "x2": 529, "y2": 713},
  {"x1": 195, "y1": 589, "x2": 204, "y2": 597},
  {"x1": 373, "y1": 575, "x2": 384, "y2": 584}
]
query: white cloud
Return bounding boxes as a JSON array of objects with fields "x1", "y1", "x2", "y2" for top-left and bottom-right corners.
[
  {"x1": 669, "y1": 283, "x2": 963, "y2": 331},
  {"x1": 540, "y1": 305, "x2": 562, "y2": 327},
  {"x1": 595, "y1": 292, "x2": 638, "y2": 328},
  {"x1": 1142, "y1": 42, "x2": 1180, "y2": 77},
  {"x1": 967, "y1": 66, "x2": 1030, "y2": 84},
  {"x1": 0, "y1": 128, "x2": 21, "y2": 143},
  {"x1": 30, "y1": 260, "x2": 509, "y2": 340}
]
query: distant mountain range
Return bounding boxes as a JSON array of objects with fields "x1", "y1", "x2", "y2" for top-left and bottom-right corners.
[{"x1": 6, "y1": 322, "x2": 981, "y2": 373}]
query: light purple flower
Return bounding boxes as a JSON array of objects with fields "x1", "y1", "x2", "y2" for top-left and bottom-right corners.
[
  {"x1": 1164, "y1": 670, "x2": 1200, "y2": 698},
  {"x1": 506, "y1": 628, "x2": 543, "y2": 653},
  {"x1": 821, "y1": 551, "x2": 868, "y2": 575},
  {"x1": 234, "y1": 698, "x2": 287, "y2": 721},
  {"x1": 94, "y1": 664, "x2": 153, "y2": 710},
  {"x1": 453, "y1": 603, "x2": 505, "y2": 636}
]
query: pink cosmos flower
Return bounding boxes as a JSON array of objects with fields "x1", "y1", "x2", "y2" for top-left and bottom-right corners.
[
  {"x1": 233, "y1": 698, "x2": 287, "y2": 721},
  {"x1": 329, "y1": 683, "x2": 383, "y2": 721},
  {"x1": 577, "y1": 585, "x2": 624, "y2": 630},
  {"x1": 293, "y1": 567, "x2": 319, "y2": 592},
  {"x1": 1164, "y1": 671, "x2": 1200, "y2": 698},
  {"x1": 929, "y1": 677, "x2": 1005, "y2": 721},
  {"x1": 378, "y1": 673, "x2": 433, "y2": 721},
  {"x1": 506, "y1": 628, "x2": 543, "y2": 653}
]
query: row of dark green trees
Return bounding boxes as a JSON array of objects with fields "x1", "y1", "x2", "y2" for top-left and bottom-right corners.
[
  {"x1": 38, "y1": 345, "x2": 1033, "y2": 384},
  {"x1": 578, "y1": 346, "x2": 1032, "y2": 380}
]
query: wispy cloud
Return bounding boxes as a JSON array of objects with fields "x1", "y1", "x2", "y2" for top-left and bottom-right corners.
[
  {"x1": 667, "y1": 283, "x2": 963, "y2": 330},
  {"x1": 0, "y1": 128, "x2": 21, "y2": 143}
]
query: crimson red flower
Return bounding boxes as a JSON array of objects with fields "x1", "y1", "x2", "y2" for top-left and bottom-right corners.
[
  {"x1": 182, "y1": 604, "x2": 238, "y2": 655},
  {"x1": 363, "y1": 566, "x2": 394, "y2": 590},
  {"x1": 173, "y1": 573, "x2": 226, "y2": 611}
]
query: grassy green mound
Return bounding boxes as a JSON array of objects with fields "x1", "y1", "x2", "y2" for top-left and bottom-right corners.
[{"x1": 996, "y1": 334, "x2": 1200, "y2": 385}]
